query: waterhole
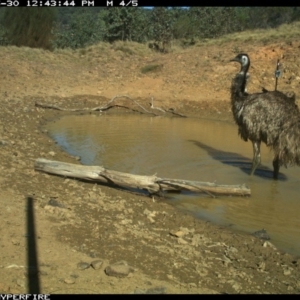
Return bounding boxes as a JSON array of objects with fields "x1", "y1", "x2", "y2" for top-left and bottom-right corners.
[{"x1": 45, "y1": 113, "x2": 300, "y2": 256}]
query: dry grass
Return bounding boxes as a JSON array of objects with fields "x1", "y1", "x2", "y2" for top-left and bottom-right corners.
[{"x1": 110, "y1": 41, "x2": 151, "y2": 56}]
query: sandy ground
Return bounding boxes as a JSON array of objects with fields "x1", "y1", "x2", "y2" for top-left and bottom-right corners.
[{"x1": 0, "y1": 39, "x2": 300, "y2": 294}]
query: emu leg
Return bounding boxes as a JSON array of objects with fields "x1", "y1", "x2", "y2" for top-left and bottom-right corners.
[
  {"x1": 250, "y1": 140, "x2": 261, "y2": 176},
  {"x1": 273, "y1": 156, "x2": 280, "y2": 180}
]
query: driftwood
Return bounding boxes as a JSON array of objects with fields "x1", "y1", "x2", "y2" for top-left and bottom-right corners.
[
  {"x1": 150, "y1": 96, "x2": 186, "y2": 117},
  {"x1": 35, "y1": 95, "x2": 186, "y2": 118},
  {"x1": 34, "y1": 158, "x2": 251, "y2": 197}
]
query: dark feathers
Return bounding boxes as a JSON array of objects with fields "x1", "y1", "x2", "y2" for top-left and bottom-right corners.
[{"x1": 230, "y1": 53, "x2": 300, "y2": 178}]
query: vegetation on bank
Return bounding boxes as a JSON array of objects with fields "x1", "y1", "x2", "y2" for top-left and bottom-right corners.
[{"x1": 0, "y1": 7, "x2": 300, "y2": 52}]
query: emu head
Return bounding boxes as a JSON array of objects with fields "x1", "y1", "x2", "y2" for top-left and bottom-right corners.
[{"x1": 230, "y1": 53, "x2": 250, "y2": 74}]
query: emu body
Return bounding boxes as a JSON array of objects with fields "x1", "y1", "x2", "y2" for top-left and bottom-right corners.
[{"x1": 230, "y1": 53, "x2": 300, "y2": 179}]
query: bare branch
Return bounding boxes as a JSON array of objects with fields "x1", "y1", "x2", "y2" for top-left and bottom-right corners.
[{"x1": 34, "y1": 158, "x2": 251, "y2": 198}]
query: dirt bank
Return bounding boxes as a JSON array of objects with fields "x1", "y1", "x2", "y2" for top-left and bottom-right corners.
[{"x1": 1, "y1": 37, "x2": 300, "y2": 294}]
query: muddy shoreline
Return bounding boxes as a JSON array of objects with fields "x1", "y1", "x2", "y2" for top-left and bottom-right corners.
[{"x1": 0, "y1": 93, "x2": 299, "y2": 294}]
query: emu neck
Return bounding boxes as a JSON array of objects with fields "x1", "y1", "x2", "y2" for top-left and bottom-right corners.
[
  {"x1": 231, "y1": 73, "x2": 247, "y2": 102},
  {"x1": 239, "y1": 61, "x2": 249, "y2": 76},
  {"x1": 238, "y1": 62, "x2": 249, "y2": 95}
]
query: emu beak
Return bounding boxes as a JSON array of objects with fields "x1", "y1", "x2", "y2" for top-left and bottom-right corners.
[{"x1": 230, "y1": 56, "x2": 239, "y2": 62}]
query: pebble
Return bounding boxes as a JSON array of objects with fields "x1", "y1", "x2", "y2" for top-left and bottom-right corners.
[
  {"x1": 16, "y1": 279, "x2": 25, "y2": 288},
  {"x1": 263, "y1": 241, "x2": 276, "y2": 249},
  {"x1": 169, "y1": 230, "x2": 184, "y2": 238},
  {"x1": 143, "y1": 209, "x2": 156, "y2": 218},
  {"x1": 177, "y1": 237, "x2": 188, "y2": 245},
  {"x1": 253, "y1": 229, "x2": 270, "y2": 240},
  {"x1": 257, "y1": 261, "x2": 266, "y2": 271},
  {"x1": 91, "y1": 260, "x2": 103, "y2": 270},
  {"x1": 77, "y1": 262, "x2": 90, "y2": 270},
  {"x1": 284, "y1": 269, "x2": 291, "y2": 276},
  {"x1": 89, "y1": 251, "x2": 100, "y2": 258},
  {"x1": 105, "y1": 261, "x2": 134, "y2": 278},
  {"x1": 167, "y1": 274, "x2": 174, "y2": 280},
  {"x1": 48, "y1": 199, "x2": 65, "y2": 208},
  {"x1": 228, "y1": 246, "x2": 238, "y2": 253},
  {"x1": 11, "y1": 239, "x2": 20, "y2": 246},
  {"x1": 64, "y1": 278, "x2": 75, "y2": 284},
  {"x1": 48, "y1": 151, "x2": 55, "y2": 156},
  {"x1": 0, "y1": 140, "x2": 8, "y2": 146},
  {"x1": 232, "y1": 283, "x2": 241, "y2": 292}
]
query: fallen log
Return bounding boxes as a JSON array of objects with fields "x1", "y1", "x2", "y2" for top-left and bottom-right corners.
[{"x1": 34, "y1": 158, "x2": 251, "y2": 197}]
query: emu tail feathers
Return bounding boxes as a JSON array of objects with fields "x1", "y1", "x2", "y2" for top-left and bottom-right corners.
[{"x1": 273, "y1": 121, "x2": 300, "y2": 167}]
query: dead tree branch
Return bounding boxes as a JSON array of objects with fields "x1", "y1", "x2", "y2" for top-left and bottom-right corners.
[{"x1": 34, "y1": 158, "x2": 251, "y2": 198}]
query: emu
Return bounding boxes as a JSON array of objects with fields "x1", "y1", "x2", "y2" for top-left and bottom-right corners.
[{"x1": 230, "y1": 53, "x2": 300, "y2": 179}]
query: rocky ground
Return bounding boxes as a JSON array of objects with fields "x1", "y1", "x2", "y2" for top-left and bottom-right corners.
[{"x1": 1, "y1": 34, "x2": 300, "y2": 294}]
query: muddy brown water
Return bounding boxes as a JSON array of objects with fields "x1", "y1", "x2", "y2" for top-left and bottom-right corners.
[{"x1": 45, "y1": 113, "x2": 300, "y2": 256}]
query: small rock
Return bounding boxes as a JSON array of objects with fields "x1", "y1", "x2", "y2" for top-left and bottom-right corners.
[
  {"x1": 148, "y1": 216, "x2": 155, "y2": 224},
  {"x1": 16, "y1": 279, "x2": 25, "y2": 288},
  {"x1": 232, "y1": 283, "x2": 241, "y2": 292},
  {"x1": 48, "y1": 199, "x2": 65, "y2": 208},
  {"x1": 169, "y1": 230, "x2": 184, "y2": 238},
  {"x1": 91, "y1": 260, "x2": 103, "y2": 270},
  {"x1": 228, "y1": 246, "x2": 238, "y2": 253},
  {"x1": 180, "y1": 227, "x2": 193, "y2": 235},
  {"x1": 0, "y1": 140, "x2": 8, "y2": 146},
  {"x1": 11, "y1": 239, "x2": 20, "y2": 246},
  {"x1": 89, "y1": 251, "x2": 100, "y2": 258},
  {"x1": 258, "y1": 261, "x2": 266, "y2": 271},
  {"x1": 48, "y1": 151, "x2": 55, "y2": 156},
  {"x1": 143, "y1": 209, "x2": 156, "y2": 218},
  {"x1": 253, "y1": 229, "x2": 270, "y2": 240},
  {"x1": 167, "y1": 274, "x2": 174, "y2": 280},
  {"x1": 77, "y1": 262, "x2": 90, "y2": 270},
  {"x1": 105, "y1": 261, "x2": 134, "y2": 278},
  {"x1": 263, "y1": 241, "x2": 276, "y2": 249},
  {"x1": 64, "y1": 278, "x2": 75, "y2": 284},
  {"x1": 222, "y1": 255, "x2": 232, "y2": 266},
  {"x1": 284, "y1": 269, "x2": 291, "y2": 276},
  {"x1": 178, "y1": 237, "x2": 188, "y2": 245}
]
